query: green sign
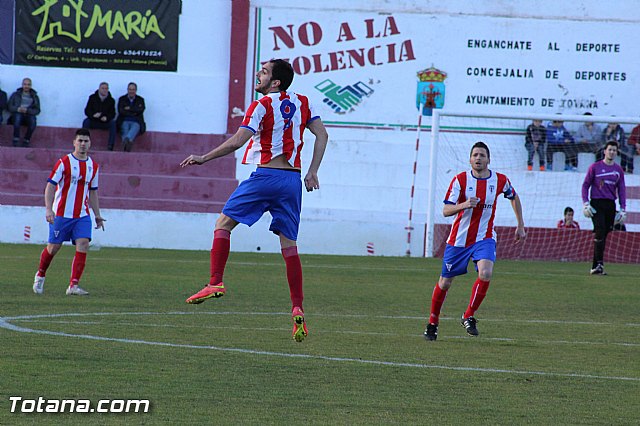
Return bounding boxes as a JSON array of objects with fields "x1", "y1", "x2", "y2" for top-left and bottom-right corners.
[{"x1": 15, "y1": 0, "x2": 181, "y2": 71}]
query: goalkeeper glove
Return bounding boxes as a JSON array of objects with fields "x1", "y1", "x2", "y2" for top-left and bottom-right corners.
[
  {"x1": 583, "y1": 202, "x2": 596, "y2": 218},
  {"x1": 614, "y1": 210, "x2": 626, "y2": 225}
]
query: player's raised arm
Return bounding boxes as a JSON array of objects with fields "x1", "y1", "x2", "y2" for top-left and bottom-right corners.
[
  {"x1": 443, "y1": 197, "x2": 479, "y2": 217},
  {"x1": 180, "y1": 128, "x2": 253, "y2": 167}
]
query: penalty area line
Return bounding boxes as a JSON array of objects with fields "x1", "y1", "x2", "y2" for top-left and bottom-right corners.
[{"x1": 0, "y1": 315, "x2": 638, "y2": 383}]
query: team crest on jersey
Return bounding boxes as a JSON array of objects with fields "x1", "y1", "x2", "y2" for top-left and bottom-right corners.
[{"x1": 489, "y1": 184, "x2": 495, "y2": 193}]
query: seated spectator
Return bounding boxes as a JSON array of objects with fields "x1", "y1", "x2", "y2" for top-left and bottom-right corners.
[
  {"x1": 602, "y1": 122, "x2": 629, "y2": 172},
  {"x1": 575, "y1": 112, "x2": 603, "y2": 157},
  {"x1": 525, "y1": 119, "x2": 546, "y2": 171},
  {"x1": 0, "y1": 85, "x2": 7, "y2": 130},
  {"x1": 82, "y1": 82, "x2": 117, "y2": 151},
  {"x1": 7, "y1": 77, "x2": 40, "y2": 147},
  {"x1": 557, "y1": 207, "x2": 580, "y2": 229},
  {"x1": 626, "y1": 122, "x2": 640, "y2": 175},
  {"x1": 546, "y1": 119, "x2": 576, "y2": 171},
  {"x1": 116, "y1": 82, "x2": 146, "y2": 152}
]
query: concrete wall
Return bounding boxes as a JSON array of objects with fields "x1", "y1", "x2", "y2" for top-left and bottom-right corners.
[
  {"x1": 2, "y1": 1, "x2": 639, "y2": 256},
  {"x1": 0, "y1": 0, "x2": 231, "y2": 134}
]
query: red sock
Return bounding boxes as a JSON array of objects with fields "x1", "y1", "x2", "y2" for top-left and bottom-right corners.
[
  {"x1": 210, "y1": 229, "x2": 230, "y2": 285},
  {"x1": 37, "y1": 247, "x2": 55, "y2": 277},
  {"x1": 282, "y1": 246, "x2": 303, "y2": 309},
  {"x1": 464, "y1": 278, "x2": 490, "y2": 318},
  {"x1": 429, "y1": 283, "x2": 448, "y2": 324},
  {"x1": 70, "y1": 251, "x2": 87, "y2": 286}
]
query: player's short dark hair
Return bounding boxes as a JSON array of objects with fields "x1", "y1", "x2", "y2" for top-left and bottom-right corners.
[
  {"x1": 470, "y1": 141, "x2": 490, "y2": 159},
  {"x1": 564, "y1": 206, "x2": 574, "y2": 215},
  {"x1": 269, "y1": 59, "x2": 294, "y2": 91},
  {"x1": 605, "y1": 140, "x2": 619, "y2": 150},
  {"x1": 75, "y1": 128, "x2": 90, "y2": 137}
]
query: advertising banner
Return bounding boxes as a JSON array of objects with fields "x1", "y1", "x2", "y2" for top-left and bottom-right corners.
[
  {"x1": 14, "y1": 0, "x2": 181, "y2": 71},
  {"x1": 0, "y1": 1, "x2": 14, "y2": 64},
  {"x1": 253, "y1": 8, "x2": 639, "y2": 127}
]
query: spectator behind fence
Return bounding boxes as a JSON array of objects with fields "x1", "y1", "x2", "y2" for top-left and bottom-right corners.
[
  {"x1": 525, "y1": 119, "x2": 546, "y2": 171},
  {"x1": 8, "y1": 77, "x2": 40, "y2": 147},
  {"x1": 625, "y1": 122, "x2": 640, "y2": 174},
  {"x1": 0, "y1": 84, "x2": 7, "y2": 136},
  {"x1": 116, "y1": 82, "x2": 146, "y2": 152},
  {"x1": 602, "y1": 122, "x2": 628, "y2": 172},
  {"x1": 575, "y1": 112, "x2": 603, "y2": 159},
  {"x1": 546, "y1": 119, "x2": 576, "y2": 171},
  {"x1": 82, "y1": 82, "x2": 117, "y2": 151},
  {"x1": 0, "y1": 83, "x2": 7, "y2": 111},
  {"x1": 557, "y1": 206, "x2": 580, "y2": 229}
]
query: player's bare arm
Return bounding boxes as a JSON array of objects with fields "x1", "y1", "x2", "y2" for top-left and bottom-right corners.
[
  {"x1": 44, "y1": 183, "x2": 56, "y2": 224},
  {"x1": 304, "y1": 118, "x2": 329, "y2": 192},
  {"x1": 89, "y1": 189, "x2": 106, "y2": 230},
  {"x1": 180, "y1": 128, "x2": 253, "y2": 167},
  {"x1": 443, "y1": 197, "x2": 479, "y2": 217},
  {"x1": 510, "y1": 194, "x2": 526, "y2": 242}
]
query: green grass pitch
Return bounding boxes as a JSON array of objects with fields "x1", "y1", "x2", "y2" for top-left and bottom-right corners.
[{"x1": 1, "y1": 243, "x2": 639, "y2": 424}]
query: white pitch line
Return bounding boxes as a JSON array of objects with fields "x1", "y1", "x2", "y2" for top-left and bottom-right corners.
[
  {"x1": 1, "y1": 313, "x2": 639, "y2": 382},
  {"x1": 14, "y1": 319, "x2": 640, "y2": 348},
  {"x1": 0, "y1": 318, "x2": 637, "y2": 382}
]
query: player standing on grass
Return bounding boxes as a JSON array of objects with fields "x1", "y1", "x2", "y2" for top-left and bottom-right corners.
[
  {"x1": 33, "y1": 129, "x2": 106, "y2": 296},
  {"x1": 180, "y1": 59, "x2": 328, "y2": 342},
  {"x1": 581, "y1": 140, "x2": 626, "y2": 275},
  {"x1": 424, "y1": 142, "x2": 526, "y2": 341}
]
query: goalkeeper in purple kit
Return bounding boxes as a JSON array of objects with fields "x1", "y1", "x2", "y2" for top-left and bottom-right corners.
[{"x1": 581, "y1": 140, "x2": 626, "y2": 275}]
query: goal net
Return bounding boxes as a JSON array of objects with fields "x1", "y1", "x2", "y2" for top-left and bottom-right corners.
[{"x1": 423, "y1": 111, "x2": 640, "y2": 264}]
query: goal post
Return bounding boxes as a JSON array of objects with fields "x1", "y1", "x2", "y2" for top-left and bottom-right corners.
[{"x1": 423, "y1": 110, "x2": 640, "y2": 262}]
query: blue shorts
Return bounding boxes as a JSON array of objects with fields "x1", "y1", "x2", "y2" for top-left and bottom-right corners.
[
  {"x1": 441, "y1": 239, "x2": 496, "y2": 278},
  {"x1": 48, "y1": 216, "x2": 92, "y2": 244},
  {"x1": 222, "y1": 167, "x2": 302, "y2": 241}
]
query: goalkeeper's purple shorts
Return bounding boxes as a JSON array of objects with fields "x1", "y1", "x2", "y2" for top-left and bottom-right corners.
[{"x1": 441, "y1": 239, "x2": 496, "y2": 278}]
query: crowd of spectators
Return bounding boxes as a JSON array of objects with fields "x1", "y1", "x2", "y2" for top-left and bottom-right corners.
[
  {"x1": 525, "y1": 113, "x2": 640, "y2": 174},
  {"x1": 1, "y1": 78, "x2": 146, "y2": 152}
]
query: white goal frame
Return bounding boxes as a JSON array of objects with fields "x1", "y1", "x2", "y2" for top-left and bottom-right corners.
[{"x1": 425, "y1": 110, "x2": 639, "y2": 257}]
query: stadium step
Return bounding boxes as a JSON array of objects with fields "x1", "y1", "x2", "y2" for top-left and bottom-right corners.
[
  {"x1": 0, "y1": 125, "x2": 230, "y2": 153},
  {"x1": 0, "y1": 125, "x2": 237, "y2": 213}
]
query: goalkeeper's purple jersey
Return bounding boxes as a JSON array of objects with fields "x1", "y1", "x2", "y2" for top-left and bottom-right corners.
[{"x1": 581, "y1": 160, "x2": 626, "y2": 209}]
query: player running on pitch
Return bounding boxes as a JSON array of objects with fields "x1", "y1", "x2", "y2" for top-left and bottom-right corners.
[
  {"x1": 33, "y1": 128, "x2": 106, "y2": 296},
  {"x1": 180, "y1": 59, "x2": 328, "y2": 342},
  {"x1": 424, "y1": 142, "x2": 526, "y2": 341}
]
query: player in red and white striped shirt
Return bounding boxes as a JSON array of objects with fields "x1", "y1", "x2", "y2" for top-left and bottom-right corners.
[
  {"x1": 556, "y1": 206, "x2": 580, "y2": 229},
  {"x1": 33, "y1": 129, "x2": 106, "y2": 296},
  {"x1": 424, "y1": 142, "x2": 526, "y2": 341},
  {"x1": 180, "y1": 59, "x2": 328, "y2": 342}
]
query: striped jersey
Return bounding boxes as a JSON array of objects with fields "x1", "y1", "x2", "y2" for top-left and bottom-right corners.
[
  {"x1": 240, "y1": 91, "x2": 319, "y2": 168},
  {"x1": 48, "y1": 154, "x2": 99, "y2": 218},
  {"x1": 444, "y1": 170, "x2": 516, "y2": 247},
  {"x1": 556, "y1": 219, "x2": 580, "y2": 230}
]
